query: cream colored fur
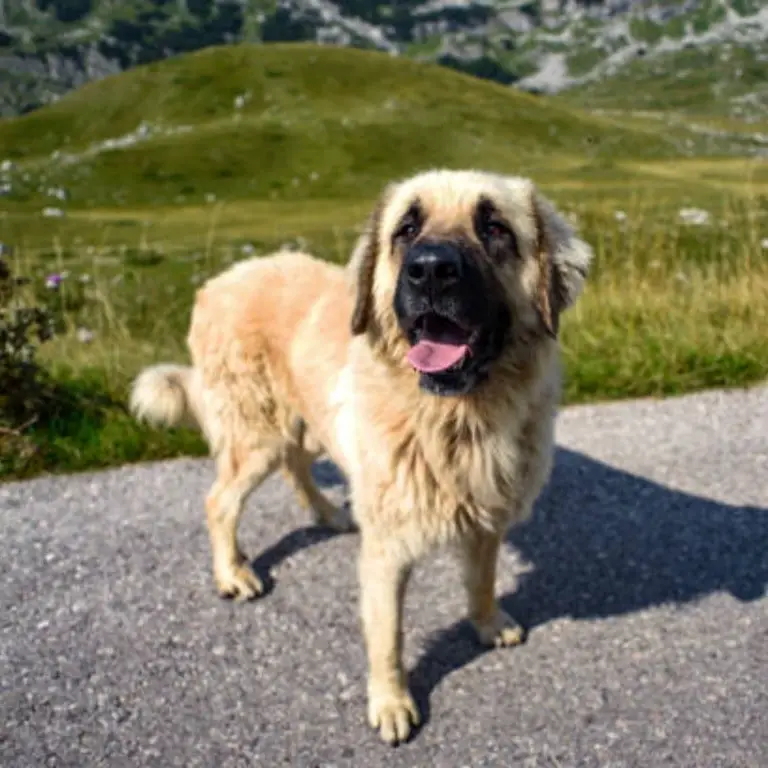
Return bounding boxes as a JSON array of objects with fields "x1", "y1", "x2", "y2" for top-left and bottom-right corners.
[
  {"x1": 130, "y1": 169, "x2": 593, "y2": 746},
  {"x1": 130, "y1": 363, "x2": 201, "y2": 430}
]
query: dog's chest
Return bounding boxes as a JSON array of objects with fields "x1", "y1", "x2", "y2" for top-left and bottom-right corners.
[
  {"x1": 444, "y1": 426, "x2": 522, "y2": 508},
  {"x1": 338, "y1": 361, "x2": 550, "y2": 540},
  {"x1": 390, "y1": 415, "x2": 530, "y2": 537}
]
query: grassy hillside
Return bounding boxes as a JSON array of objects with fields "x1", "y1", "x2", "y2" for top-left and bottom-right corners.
[
  {"x1": 558, "y1": 44, "x2": 768, "y2": 121},
  {"x1": 0, "y1": 43, "x2": 766, "y2": 480},
  {"x1": 0, "y1": 42, "x2": 702, "y2": 212}
]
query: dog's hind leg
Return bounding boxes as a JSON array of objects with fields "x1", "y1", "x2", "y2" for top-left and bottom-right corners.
[
  {"x1": 206, "y1": 443, "x2": 281, "y2": 600},
  {"x1": 281, "y1": 443, "x2": 355, "y2": 532}
]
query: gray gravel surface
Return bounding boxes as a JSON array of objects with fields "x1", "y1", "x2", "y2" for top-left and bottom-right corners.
[{"x1": 2, "y1": 387, "x2": 767, "y2": 767}]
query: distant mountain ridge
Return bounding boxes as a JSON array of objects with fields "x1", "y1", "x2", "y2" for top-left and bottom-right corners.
[{"x1": 0, "y1": 1, "x2": 766, "y2": 117}]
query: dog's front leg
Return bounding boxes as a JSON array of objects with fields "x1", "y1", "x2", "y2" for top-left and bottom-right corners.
[
  {"x1": 460, "y1": 528, "x2": 526, "y2": 648},
  {"x1": 359, "y1": 535, "x2": 419, "y2": 745}
]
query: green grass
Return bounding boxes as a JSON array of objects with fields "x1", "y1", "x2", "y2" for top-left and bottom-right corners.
[
  {"x1": 628, "y1": 17, "x2": 663, "y2": 45},
  {"x1": 559, "y1": 45, "x2": 768, "y2": 120},
  {"x1": 1, "y1": 43, "x2": 767, "y2": 481},
  {"x1": 566, "y1": 46, "x2": 606, "y2": 78}
]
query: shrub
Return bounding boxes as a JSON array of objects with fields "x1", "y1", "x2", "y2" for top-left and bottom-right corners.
[{"x1": 0, "y1": 257, "x2": 56, "y2": 472}]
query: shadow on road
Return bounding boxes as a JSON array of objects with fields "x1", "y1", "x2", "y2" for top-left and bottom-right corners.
[
  {"x1": 247, "y1": 461, "x2": 352, "y2": 595},
  {"x1": 250, "y1": 526, "x2": 346, "y2": 597},
  {"x1": 312, "y1": 447, "x2": 768, "y2": 734}
]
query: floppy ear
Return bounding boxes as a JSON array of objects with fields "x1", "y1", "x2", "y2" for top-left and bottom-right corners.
[
  {"x1": 532, "y1": 190, "x2": 593, "y2": 338},
  {"x1": 349, "y1": 189, "x2": 390, "y2": 336}
]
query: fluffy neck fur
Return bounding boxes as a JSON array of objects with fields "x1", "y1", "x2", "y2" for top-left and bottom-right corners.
[{"x1": 350, "y1": 325, "x2": 559, "y2": 534}]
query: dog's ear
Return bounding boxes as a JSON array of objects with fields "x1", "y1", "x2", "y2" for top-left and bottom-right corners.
[
  {"x1": 349, "y1": 188, "x2": 390, "y2": 336},
  {"x1": 531, "y1": 189, "x2": 593, "y2": 338}
]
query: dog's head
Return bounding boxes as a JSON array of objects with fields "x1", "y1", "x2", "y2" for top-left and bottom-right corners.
[{"x1": 349, "y1": 170, "x2": 593, "y2": 397}]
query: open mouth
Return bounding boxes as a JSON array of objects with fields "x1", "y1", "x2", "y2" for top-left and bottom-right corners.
[{"x1": 405, "y1": 313, "x2": 474, "y2": 374}]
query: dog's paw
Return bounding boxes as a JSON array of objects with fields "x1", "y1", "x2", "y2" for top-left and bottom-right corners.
[
  {"x1": 472, "y1": 609, "x2": 526, "y2": 648},
  {"x1": 367, "y1": 687, "x2": 420, "y2": 745},
  {"x1": 214, "y1": 561, "x2": 263, "y2": 601}
]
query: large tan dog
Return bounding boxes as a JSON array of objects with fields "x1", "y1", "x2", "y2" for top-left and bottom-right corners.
[{"x1": 130, "y1": 169, "x2": 592, "y2": 745}]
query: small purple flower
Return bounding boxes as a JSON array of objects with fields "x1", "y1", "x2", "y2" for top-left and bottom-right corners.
[{"x1": 45, "y1": 273, "x2": 62, "y2": 289}]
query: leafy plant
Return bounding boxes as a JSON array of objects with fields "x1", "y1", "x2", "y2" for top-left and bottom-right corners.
[{"x1": 0, "y1": 256, "x2": 56, "y2": 472}]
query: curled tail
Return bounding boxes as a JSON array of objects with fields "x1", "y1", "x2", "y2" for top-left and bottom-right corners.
[{"x1": 130, "y1": 363, "x2": 202, "y2": 430}]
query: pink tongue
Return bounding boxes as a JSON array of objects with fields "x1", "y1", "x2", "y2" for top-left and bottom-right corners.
[{"x1": 407, "y1": 341, "x2": 470, "y2": 373}]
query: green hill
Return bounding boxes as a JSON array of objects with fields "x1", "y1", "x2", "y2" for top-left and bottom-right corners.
[
  {"x1": 0, "y1": 1, "x2": 766, "y2": 124},
  {"x1": 0, "y1": 42, "x2": 697, "y2": 210},
  {"x1": 558, "y1": 44, "x2": 768, "y2": 120}
]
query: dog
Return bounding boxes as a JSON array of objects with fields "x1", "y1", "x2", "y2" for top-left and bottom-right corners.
[{"x1": 130, "y1": 169, "x2": 593, "y2": 745}]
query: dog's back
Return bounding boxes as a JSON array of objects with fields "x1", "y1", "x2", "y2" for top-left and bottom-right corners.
[{"x1": 132, "y1": 249, "x2": 344, "y2": 441}]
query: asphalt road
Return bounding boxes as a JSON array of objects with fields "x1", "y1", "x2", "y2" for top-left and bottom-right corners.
[{"x1": 2, "y1": 387, "x2": 767, "y2": 767}]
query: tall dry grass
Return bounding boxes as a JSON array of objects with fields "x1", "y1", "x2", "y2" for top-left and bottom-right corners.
[{"x1": 1, "y1": 190, "x2": 766, "y2": 478}]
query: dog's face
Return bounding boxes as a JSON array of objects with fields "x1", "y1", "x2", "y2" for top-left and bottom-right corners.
[{"x1": 350, "y1": 170, "x2": 592, "y2": 397}]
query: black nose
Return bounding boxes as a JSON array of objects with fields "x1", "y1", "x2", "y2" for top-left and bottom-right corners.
[{"x1": 405, "y1": 243, "x2": 463, "y2": 291}]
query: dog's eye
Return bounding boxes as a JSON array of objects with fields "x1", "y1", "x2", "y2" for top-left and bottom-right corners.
[
  {"x1": 395, "y1": 220, "x2": 420, "y2": 241},
  {"x1": 479, "y1": 217, "x2": 519, "y2": 262},
  {"x1": 485, "y1": 221, "x2": 510, "y2": 239}
]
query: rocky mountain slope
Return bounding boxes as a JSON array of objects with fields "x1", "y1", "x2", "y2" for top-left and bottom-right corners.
[{"x1": 0, "y1": 1, "x2": 766, "y2": 118}]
